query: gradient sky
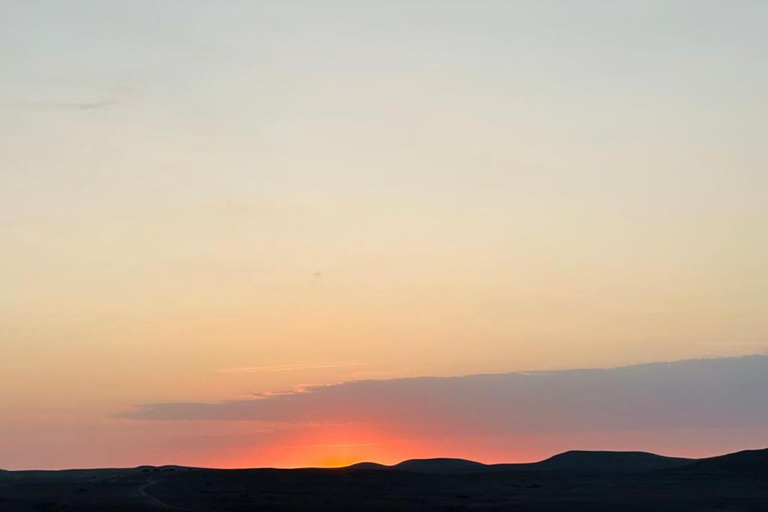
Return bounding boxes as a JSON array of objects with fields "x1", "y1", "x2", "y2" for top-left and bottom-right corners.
[{"x1": 1, "y1": 0, "x2": 767, "y2": 469}]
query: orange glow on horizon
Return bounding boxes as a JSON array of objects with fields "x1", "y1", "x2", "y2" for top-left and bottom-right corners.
[
  {"x1": 208, "y1": 423, "x2": 416, "y2": 469},
  {"x1": 198, "y1": 424, "x2": 549, "y2": 470},
  {"x1": 277, "y1": 424, "x2": 413, "y2": 468},
  {"x1": 154, "y1": 423, "x2": 760, "y2": 471}
]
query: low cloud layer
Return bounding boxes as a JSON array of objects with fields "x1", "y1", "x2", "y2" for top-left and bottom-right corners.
[{"x1": 125, "y1": 355, "x2": 768, "y2": 437}]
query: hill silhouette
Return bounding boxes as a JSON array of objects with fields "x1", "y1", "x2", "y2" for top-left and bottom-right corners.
[
  {"x1": 393, "y1": 458, "x2": 488, "y2": 473},
  {"x1": 2, "y1": 447, "x2": 768, "y2": 511},
  {"x1": 528, "y1": 450, "x2": 692, "y2": 472},
  {"x1": 679, "y1": 447, "x2": 768, "y2": 476},
  {"x1": 342, "y1": 461, "x2": 388, "y2": 471},
  {"x1": 346, "y1": 450, "x2": 692, "y2": 474}
]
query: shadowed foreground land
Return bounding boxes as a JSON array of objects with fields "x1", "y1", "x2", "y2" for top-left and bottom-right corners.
[{"x1": 2, "y1": 448, "x2": 768, "y2": 511}]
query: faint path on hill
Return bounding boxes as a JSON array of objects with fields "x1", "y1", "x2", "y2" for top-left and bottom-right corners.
[{"x1": 137, "y1": 476, "x2": 181, "y2": 510}]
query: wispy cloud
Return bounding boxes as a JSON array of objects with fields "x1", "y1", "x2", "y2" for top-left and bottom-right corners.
[
  {"x1": 218, "y1": 362, "x2": 365, "y2": 374},
  {"x1": 12, "y1": 86, "x2": 138, "y2": 111},
  {"x1": 18, "y1": 99, "x2": 119, "y2": 111}
]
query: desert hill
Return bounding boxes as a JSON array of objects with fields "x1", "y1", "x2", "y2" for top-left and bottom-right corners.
[
  {"x1": 346, "y1": 450, "x2": 693, "y2": 474},
  {"x1": 678, "y1": 447, "x2": 768, "y2": 476},
  {"x1": 2, "y1": 447, "x2": 768, "y2": 511}
]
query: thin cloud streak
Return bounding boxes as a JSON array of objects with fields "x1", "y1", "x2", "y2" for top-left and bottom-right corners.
[
  {"x1": 15, "y1": 98, "x2": 119, "y2": 111},
  {"x1": 219, "y1": 362, "x2": 366, "y2": 374},
  {"x1": 11, "y1": 86, "x2": 139, "y2": 111}
]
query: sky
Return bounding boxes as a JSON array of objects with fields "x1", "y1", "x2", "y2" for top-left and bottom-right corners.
[{"x1": 1, "y1": 0, "x2": 767, "y2": 470}]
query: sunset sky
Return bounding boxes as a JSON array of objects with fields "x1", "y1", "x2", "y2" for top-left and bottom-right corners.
[{"x1": 2, "y1": 0, "x2": 767, "y2": 470}]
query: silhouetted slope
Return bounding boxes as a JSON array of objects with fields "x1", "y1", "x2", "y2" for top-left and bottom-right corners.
[
  {"x1": 393, "y1": 458, "x2": 487, "y2": 473},
  {"x1": 342, "y1": 462, "x2": 388, "y2": 471},
  {"x1": 530, "y1": 450, "x2": 693, "y2": 472},
  {"x1": 681, "y1": 447, "x2": 768, "y2": 475},
  {"x1": 349, "y1": 451, "x2": 693, "y2": 474},
  {"x1": 3, "y1": 447, "x2": 768, "y2": 511}
]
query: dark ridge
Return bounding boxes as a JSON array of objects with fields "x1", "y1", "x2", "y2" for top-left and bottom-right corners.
[
  {"x1": 342, "y1": 451, "x2": 693, "y2": 474},
  {"x1": 342, "y1": 462, "x2": 388, "y2": 471},
  {"x1": 529, "y1": 450, "x2": 693, "y2": 472},
  {"x1": 678, "y1": 447, "x2": 768, "y2": 475},
  {"x1": 393, "y1": 458, "x2": 488, "y2": 474},
  {"x1": 3, "y1": 448, "x2": 768, "y2": 511}
]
